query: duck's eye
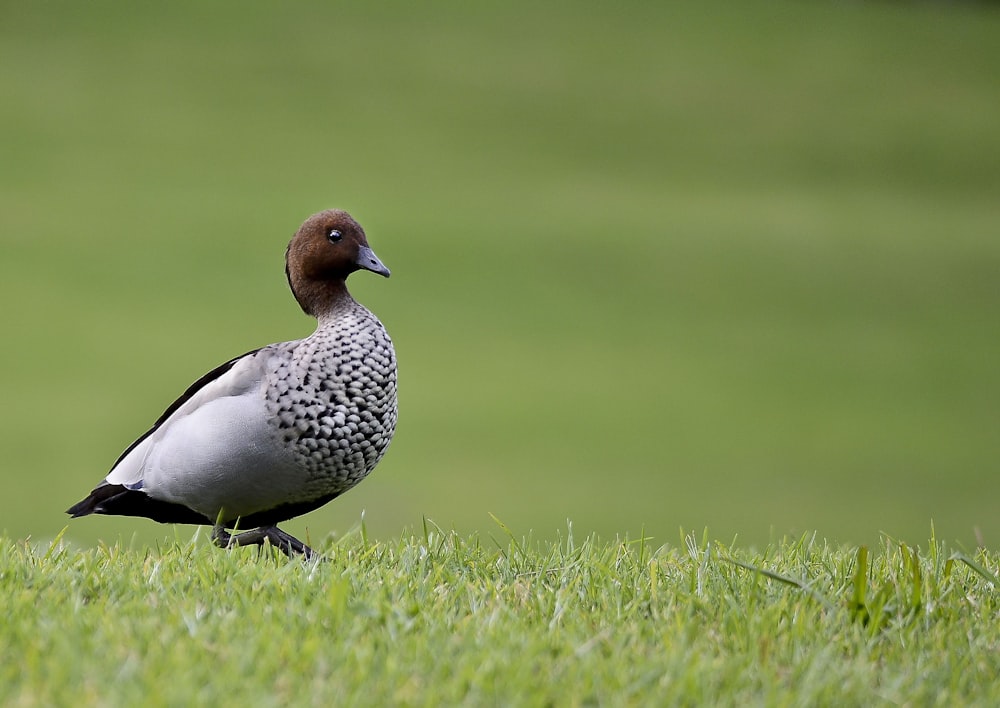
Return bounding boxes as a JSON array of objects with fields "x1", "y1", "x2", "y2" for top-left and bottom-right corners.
[{"x1": 327, "y1": 229, "x2": 343, "y2": 243}]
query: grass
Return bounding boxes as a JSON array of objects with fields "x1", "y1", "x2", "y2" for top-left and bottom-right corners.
[{"x1": 4, "y1": 523, "x2": 1000, "y2": 705}]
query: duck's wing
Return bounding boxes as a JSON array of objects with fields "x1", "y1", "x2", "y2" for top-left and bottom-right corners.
[
  {"x1": 66, "y1": 347, "x2": 266, "y2": 521},
  {"x1": 111, "y1": 348, "x2": 264, "y2": 471}
]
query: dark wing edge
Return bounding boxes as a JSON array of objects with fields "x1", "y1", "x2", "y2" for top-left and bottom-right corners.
[{"x1": 66, "y1": 486, "x2": 340, "y2": 528}]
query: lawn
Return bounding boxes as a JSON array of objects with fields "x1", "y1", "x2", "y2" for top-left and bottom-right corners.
[
  {"x1": 4, "y1": 529, "x2": 1000, "y2": 705},
  {"x1": 1, "y1": 1, "x2": 999, "y2": 552}
]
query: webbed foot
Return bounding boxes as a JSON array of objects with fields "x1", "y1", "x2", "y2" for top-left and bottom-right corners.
[{"x1": 212, "y1": 524, "x2": 315, "y2": 559}]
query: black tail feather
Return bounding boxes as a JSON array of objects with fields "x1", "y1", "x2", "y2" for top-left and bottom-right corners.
[
  {"x1": 66, "y1": 483, "x2": 124, "y2": 517},
  {"x1": 66, "y1": 483, "x2": 211, "y2": 525}
]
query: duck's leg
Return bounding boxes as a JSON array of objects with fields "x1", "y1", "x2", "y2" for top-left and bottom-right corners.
[{"x1": 212, "y1": 524, "x2": 314, "y2": 559}]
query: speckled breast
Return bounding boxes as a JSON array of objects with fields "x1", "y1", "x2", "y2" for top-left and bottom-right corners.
[{"x1": 264, "y1": 301, "x2": 397, "y2": 496}]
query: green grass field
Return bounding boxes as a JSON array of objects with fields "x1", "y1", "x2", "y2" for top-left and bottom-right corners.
[
  {"x1": 2, "y1": 0, "x2": 999, "y2": 578},
  {"x1": 5, "y1": 529, "x2": 1000, "y2": 705}
]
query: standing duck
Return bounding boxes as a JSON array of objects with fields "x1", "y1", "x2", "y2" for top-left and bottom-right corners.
[{"x1": 67, "y1": 209, "x2": 397, "y2": 558}]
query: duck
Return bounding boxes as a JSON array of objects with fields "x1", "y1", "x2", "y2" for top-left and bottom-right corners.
[{"x1": 67, "y1": 209, "x2": 397, "y2": 558}]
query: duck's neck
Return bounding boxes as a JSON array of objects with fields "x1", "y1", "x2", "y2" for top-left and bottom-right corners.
[{"x1": 295, "y1": 279, "x2": 356, "y2": 321}]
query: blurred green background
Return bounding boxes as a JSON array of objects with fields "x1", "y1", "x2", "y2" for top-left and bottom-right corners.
[{"x1": 2, "y1": 1, "x2": 998, "y2": 550}]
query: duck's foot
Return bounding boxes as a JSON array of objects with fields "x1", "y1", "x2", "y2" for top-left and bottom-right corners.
[{"x1": 212, "y1": 524, "x2": 315, "y2": 559}]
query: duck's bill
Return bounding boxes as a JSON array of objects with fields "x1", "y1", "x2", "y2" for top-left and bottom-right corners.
[{"x1": 356, "y1": 246, "x2": 391, "y2": 277}]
